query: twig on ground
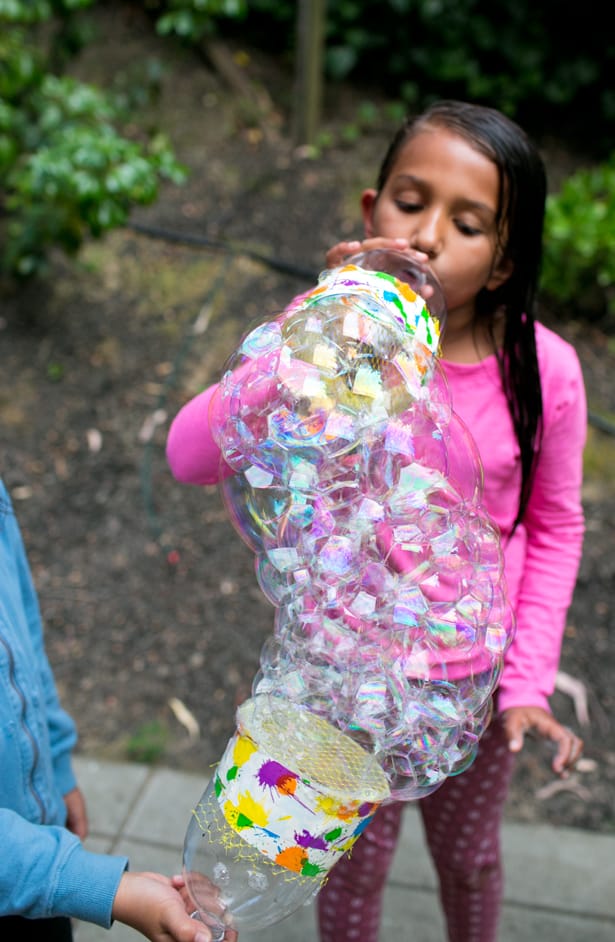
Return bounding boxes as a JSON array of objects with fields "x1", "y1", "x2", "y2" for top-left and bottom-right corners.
[
  {"x1": 535, "y1": 774, "x2": 592, "y2": 801},
  {"x1": 555, "y1": 670, "x2": 591, "y2": 726}
]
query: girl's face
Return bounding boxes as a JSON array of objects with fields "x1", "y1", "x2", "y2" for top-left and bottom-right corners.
[{"x1": 361, "y1": 126, "x2": 513, "y2": 326}]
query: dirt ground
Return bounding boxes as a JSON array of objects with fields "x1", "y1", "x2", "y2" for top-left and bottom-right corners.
[{"x1": 2, "y1": 6, "x2": 614, "y2": 834}]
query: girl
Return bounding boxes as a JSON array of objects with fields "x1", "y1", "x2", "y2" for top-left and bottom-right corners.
[{"x1": 166, "y1": 100, "x2": 586, "y2": 942}]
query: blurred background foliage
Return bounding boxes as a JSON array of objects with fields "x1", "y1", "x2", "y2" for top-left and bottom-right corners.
[
  {"x1": 150, "y1": 0, "x2": 614, "y2": 154},
  {"x1": 0, "y1": 0, "x2": 613, "y2": 321}
]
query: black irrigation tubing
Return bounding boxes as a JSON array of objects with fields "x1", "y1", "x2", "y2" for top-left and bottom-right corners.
[
  {"x1": 588, "y1": 410, "x2": 615, "y2": 437},
  {"x1": 128, "y1": 220, "x2": 318, "y2": 284}
]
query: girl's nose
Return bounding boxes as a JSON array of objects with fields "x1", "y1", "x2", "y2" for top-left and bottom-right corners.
[{"x1": 410, "y1": 211, "x2": 442, "y2": 258}]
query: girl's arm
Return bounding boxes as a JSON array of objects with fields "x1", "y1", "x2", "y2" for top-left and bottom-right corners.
[
  {"x1": 166, "y1": 343, "x2": 291, "y2": 488},
  {"x1": 497, "y1": 338, "x2": 587, "y2": 771},
  {"x1": 498, "y1": 345, "x2": 586, "y2": 712},
  {"x1": 166, "y1": 262, "x2": 432, "y2": 488},
  {"x1": 166, "y1": 384, "x2": 230, "y2": 486}
]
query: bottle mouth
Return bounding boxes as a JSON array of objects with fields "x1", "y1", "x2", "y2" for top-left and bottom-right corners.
[{"x1": 345, "y1": 248, "x2": 447, "y2": 328}]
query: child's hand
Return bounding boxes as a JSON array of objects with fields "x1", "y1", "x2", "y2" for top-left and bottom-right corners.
[
  {"x1": 112, "y1": 871, "x2": 237, "y2": 942},
  {"x1": 170, "y1": 875, "x2": 238, "y2": 942},
  {"x1": 502, "y1": 706, "x2": 583, "y2": 777},
  {"x1": 325, "y1": 237, "x2": 428, "y2": 270},
  {"x1": 63, "y1": 786, "x2": 89, "y2": 840},
  {"x1": 325, "y1": 236, "x2": 429, "y2": 268},
  {"x1": 324, "y1": 239, "x2": 435, "y2": 300}
]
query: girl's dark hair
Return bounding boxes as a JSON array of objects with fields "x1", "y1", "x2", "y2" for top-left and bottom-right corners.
[{"x1": 376, "y1": 99, "x2": 545, "y2": 531}]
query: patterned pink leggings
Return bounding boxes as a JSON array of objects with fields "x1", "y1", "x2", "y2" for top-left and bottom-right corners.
[{"x1": 317, "y1": 715, "x2": 515, "y2": 942}]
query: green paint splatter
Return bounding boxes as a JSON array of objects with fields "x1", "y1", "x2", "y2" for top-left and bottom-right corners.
[
  {"x1": 420, "y1": 305, "x2": 433, "y2": 344},
  {"x1": 324, "y1": 826, "x2": 343, "y2": 841},
  {"x1": 382, "y1": 288, "x2": 409, "y2": 328}
]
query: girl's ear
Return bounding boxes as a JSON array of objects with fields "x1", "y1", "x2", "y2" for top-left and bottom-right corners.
[
  {"x1": 361, "y1": 189, "x2": 378, "y2": 236},
  {"x1": 486, "y1": 255, "x2": 514, "y2": 291}
]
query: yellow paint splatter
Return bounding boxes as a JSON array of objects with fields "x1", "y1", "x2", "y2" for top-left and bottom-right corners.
[
  {"x1": 316, "y1": 795, "x2": 360, "y2": 821},
  {"x1": 224, "y1": 791, "x2": 269, "y2": 829},
  {"x1": 233, "y1": 734, "x2": 257, "y2": 767}
]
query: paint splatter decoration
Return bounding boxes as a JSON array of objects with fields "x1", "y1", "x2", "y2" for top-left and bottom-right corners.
[{"x1": 212, "y1": 696, "x2": 388, "y2": 873}]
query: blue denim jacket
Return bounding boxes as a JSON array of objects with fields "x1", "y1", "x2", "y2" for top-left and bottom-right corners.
[{"x1": 0, "y1": 479, "x2": 127, "y2": 924}]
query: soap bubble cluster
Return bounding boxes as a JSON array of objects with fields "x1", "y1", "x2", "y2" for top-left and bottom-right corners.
[{"x1": 211, "y1": 251, "x2": 514, "y2": 801}]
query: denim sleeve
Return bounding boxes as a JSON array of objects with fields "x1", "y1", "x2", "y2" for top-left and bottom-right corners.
[
  {"x1": 7, "y1": 486, "x2": 79, "y2": 795},
  {"x1": 0, "y1": 807, "x2": 128, "y2": 924}
]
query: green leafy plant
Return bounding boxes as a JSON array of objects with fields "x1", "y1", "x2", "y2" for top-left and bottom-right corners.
[
  {"x1": 0, "y1": 0, "x2": 186, "y2": 280},
  {"x1": 153, "y1": 0, "x2": 247, "y2": 42},
  {"x1": 125, "y1": 720, "x2": 170, "y2": 764},
  {"x1": 542, "y1": 157, "x2": 615, "y2": 321}
]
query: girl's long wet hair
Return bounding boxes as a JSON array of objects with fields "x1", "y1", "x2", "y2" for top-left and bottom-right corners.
[{"x1": 376, "y1": 99, "x2": 545, "y2": 532}]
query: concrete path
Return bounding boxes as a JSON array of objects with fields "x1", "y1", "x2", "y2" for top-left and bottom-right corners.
[{"x1": 73, "y1": 757, "x2": 615, "y2": 942}]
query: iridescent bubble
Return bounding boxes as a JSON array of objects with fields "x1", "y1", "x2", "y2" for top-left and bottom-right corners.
[
  {"x1": 220, "y1": 472, "x2": 290, "y2": 554},
  {"x1": 209, "y1": 250, "x2": 514, "y2": 802},
  {"x1": 254, "y1": 556, "x2": 293, "y2": 607}
]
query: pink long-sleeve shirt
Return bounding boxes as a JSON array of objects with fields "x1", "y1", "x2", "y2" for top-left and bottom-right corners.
[{"x1": 166, "y1": 321, "x2": 587, "y2": 714}]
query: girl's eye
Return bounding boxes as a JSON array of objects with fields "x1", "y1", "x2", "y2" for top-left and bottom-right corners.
[
  {"x1": 395, "y1": 199, "x2": 422, "y2": 213},
  {"x1": 456, "y1": 220, "x2": 483, "y2": 236}
]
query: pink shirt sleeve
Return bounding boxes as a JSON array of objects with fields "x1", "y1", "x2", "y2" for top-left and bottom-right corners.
[
  {"x1": 496, "y1": 336, "x2": 587, "y2": 712},
  {"x1": 166, "y1": 384, "x2": 230, "y2": 486},
  {"x1": 166, "y1": 310, "x2": 297, "y2": 487}
]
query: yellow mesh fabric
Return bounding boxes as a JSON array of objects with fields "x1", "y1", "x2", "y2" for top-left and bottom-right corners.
[{"x1": 238, "y1": 696, "x2": 390, "y2": 802}]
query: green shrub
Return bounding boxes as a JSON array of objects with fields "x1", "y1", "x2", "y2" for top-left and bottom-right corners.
[
  {"x1": 0, "y1": 0, "x2": 186, "y2": 280},
  {"x1": 208, "y1": 0, "x2": 614, "y2": 149},
  {"x1": 150, "y1": 0, "x2": 247, "y2": 41},
  {"x1": 542, "y1": 157, "x2": 615, "y2": 322}
]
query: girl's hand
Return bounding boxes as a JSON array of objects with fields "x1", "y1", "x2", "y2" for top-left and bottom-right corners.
[
  {"x1": 325, "y1": 237, "x2": 428, "y2": 269},
  {"x1": 502, "y1": 706, "x2": 583, "y2": 777},
  {"x1": 63, "y1": 786, "x2": 89, "y2": 840}
]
